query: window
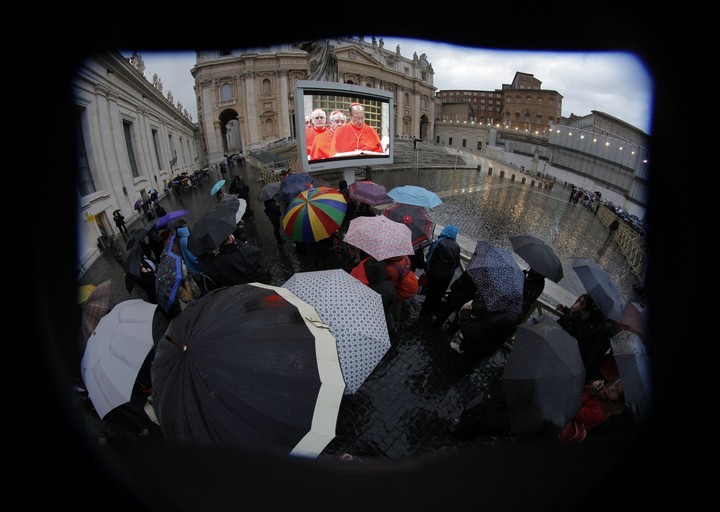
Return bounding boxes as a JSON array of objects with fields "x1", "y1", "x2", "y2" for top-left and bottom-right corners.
[
  {"x1": 74, "y1": 107, "x2": 96, "y2": 197},
  {"x1": 449, "y1": 137, "x2": 453, "y2": 145},
  {"x1": 462, "y1": 139, "x2": 467, "y2": 148},
  {"x1": 221, "y1": 83, "x2": 232, "y2": 102},
  {"x1": 152, "y1": 129, "x2": 162, "y2": 170},
  {"x1": 123, "y1": 121, "x2": 140, "y2": 178},
  {"x1": 262, "y1": 79, "x2": 271, "y2": 95},
  {"x1": 477, "y1": 141, "x2": 483, "y2": 151}
]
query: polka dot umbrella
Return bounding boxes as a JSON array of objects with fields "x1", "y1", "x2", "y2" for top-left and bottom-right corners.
[
  {"x1": 283, "y1": 269, "x2": 391, "y2": 394},
  {"x1": 467, "y1": 239, "x2": 524, "y2": 315},
  {"x1": 282, "y1": 187, "x2": 347, "y2": 243}
]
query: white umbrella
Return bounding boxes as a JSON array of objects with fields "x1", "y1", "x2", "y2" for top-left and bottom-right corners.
[
  {"x1": 81, "y1": 299, "x2": 158, "y2": 419},
  {"x1": 283, "y1": 269, "x2": 392, "y2": 394}
]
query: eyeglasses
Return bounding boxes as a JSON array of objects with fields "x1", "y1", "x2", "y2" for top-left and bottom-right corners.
[{"x1": 350, "y1": 115, "x2": 365, "y2": 120}]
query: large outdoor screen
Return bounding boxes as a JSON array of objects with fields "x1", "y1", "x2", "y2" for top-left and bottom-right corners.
[{"x1": 295, "y1": 80, "x2": 394, "y2": 173}]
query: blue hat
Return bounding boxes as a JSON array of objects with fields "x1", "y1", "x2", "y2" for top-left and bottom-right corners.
[{"x1": 440, "y1": 225, "x2": 458, "y2": 240}]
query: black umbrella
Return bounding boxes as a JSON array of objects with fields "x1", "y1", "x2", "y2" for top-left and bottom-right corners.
[
  {"x1": 124, "y1": 222, "x2": 156, "y2": 280},
  {"x1": 467, "y1": 240, "x2": 524, "y2": 314},
  {"x1": 571, "y1": 257, "x2": 623, "y2": 321},
  {"x1": 508, "y1": 234, "x2": 564, "y2": 283},
  {"x1": 383, "y1": 203, "x2": 436, "y2": 249},
  {"x1": 279, "y1": 173, "x2": 314, "y2": 203},
  {"x1": 257, "y1": 181, "x2": 281, "y2": 202},
  {"x1": 187, "y1": 206, "x2": 237, "y2": 255},
  {"x1": 502, "y1": 314, "x2": 586, "y2": 435},
  {"x1": 151, "y1": 283, "x2": 345, "y2": 457}
]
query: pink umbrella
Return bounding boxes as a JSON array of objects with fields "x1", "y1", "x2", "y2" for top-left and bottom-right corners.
[{"x1": 342, "y1": 216, "x2": 414, "y2": 262}]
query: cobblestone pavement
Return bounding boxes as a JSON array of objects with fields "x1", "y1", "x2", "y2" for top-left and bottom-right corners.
[{"x1": 76, "y1": 161, "x2": 643, "y2": 460}]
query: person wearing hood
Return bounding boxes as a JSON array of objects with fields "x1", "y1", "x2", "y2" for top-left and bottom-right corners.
[
  {"x1": 418, "y1": 224, "x2": 461, "y2": 323},
  {"x1": 173, "y1": 219, "x2": 201, "y2": 278}
]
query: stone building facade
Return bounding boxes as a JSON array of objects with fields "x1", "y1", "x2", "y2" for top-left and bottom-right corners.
[
  {"x1": 191, "y1": 37, "x2": 437, "y2": 167},
  {"x1": 73, "y1": 51, "x2": 199, "y2": 273},
  {"x1": 436, "y1": 72, "x2": 563, "y2": 134}
]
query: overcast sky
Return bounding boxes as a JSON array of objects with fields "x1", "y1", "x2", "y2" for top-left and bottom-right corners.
[{"x1": 125, "y1": 37, "x2": 654, "y2": 135}]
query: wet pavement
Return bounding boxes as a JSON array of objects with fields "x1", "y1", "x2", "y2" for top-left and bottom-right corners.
[{"x1": 77, "y1": 160, "x2": 643, "y2": 460}]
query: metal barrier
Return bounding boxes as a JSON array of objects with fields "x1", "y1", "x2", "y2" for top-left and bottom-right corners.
[{"x1": 596, "y1": 206, "x2": 647, "y2": 282}]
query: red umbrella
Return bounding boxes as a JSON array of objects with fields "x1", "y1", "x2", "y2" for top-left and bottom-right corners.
[
  {"x1": 348, "y1": 180, "x2": 392, "y2": 206},
  {"x1": 383, "y1": 203, "x2": 436, "y2": 249}
]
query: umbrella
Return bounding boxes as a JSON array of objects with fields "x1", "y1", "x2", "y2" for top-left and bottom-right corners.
[
  {"x1": 155, "y1": 236, "x2": 183, "y2": 313},
  {"x1": 342, "y1": 215, "x2": 414, "y2": 262},
  {"x1": 78, "y1": 284, "x2": 96, "y2": 304},
  {"x1": 502, "y1": 314, "x2": 586, "y2": 434},
  {"x1": 571, "y1": 257, "x2": 623, "y2": 321},
  {"x1": 151, "y1": 283, "x2": 345, "y2": 457},
  {"x1": 387, "y1": 185, "x2": 442, "y2": 208},
  {"x1": 466, "y1": 240, "x2": 524, "y2": 315},
  {"x1": 279, "y1": 173, "x2": 314, "y2": 203},
  {"x1": 124, "y1": 221, "x2": 157, "y2": 282},
  {"x1": 618, "y1": 301, "x2": 648, "y2": 341},
  {"x1": 283, "y1": 269, "x2": 392, "y2": 394},
  {"x1": 508, "y1": 234, "x2": 564, "y2": 283},
  {"x1": 81, "y1": 279, "x2": 113, "y2": 342},
  {"x1": 187, "y1": 206, "x2": 237, "y2": 255},
  {"x1": 155, "y1": 209, "x2": 189, "y2": 228},
  {"x1": 282, "y1": 187, "x2": 347, "y2": 243},
  {"x1": 210, "y1": 179, "x2": 226, "y2": 196},
  {"x1": 383, "y1": 203, "x2": 436, "y2": 249},
  {"x1": 215, "y1": 195, "x2": 247, "y2": 224},
  {"x1": 610, "y1": 330, "x2": 652, "y2": 427},
  {"x1": 348, "y1": 180, "x2": 392, "y2": 206},
  {"x1": 81, "y1": 299, "x2": 158, "y2": 419},
  {"x1": 257, "y1": 181, "x2": 281, "y2": 202}
]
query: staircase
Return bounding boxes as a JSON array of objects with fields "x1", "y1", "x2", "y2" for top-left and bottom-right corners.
[{"x1": 390, "y1": 139, "x2": 478, "y2": 168}]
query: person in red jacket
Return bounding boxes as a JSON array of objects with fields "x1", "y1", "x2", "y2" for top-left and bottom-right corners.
[{"x1": 559, "y1": 378, "x2": 626, "y2": 443}]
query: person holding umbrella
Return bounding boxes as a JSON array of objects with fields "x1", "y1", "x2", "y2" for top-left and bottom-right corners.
[
  {"x1": 113, "y1": 210, "x2": 129, "y2": 237},
  {"x1": 417, "y1": 225, "x2": 461, "y2": 324},
  {"x1": 198, "y1": 233, "x2": 271, "y2": 289},
  {"x1": 557, "y1": 294, "x2": 617, "y2": 382},
  {"x1": 263, "y1": 197, "x2": 285, "y2": 245}
]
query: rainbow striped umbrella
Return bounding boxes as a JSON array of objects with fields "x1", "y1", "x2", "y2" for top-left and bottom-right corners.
[{"x1": 282, "y1": 187, "x2": 347, "y2": 243}]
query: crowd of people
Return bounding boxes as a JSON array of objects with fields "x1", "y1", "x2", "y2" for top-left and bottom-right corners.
[{"x1": 83, "y1": 163, "x2": 644, "y2": 448}]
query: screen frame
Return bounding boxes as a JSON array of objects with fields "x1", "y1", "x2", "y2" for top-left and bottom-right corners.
[{"x1": 294, "y1": 80, "x2": 394, "y2": 174}]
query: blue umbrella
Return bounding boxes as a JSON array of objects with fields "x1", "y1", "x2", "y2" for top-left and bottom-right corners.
[
  {"x1": 467, "y1": 240, "x2": 524, "y2": 314},
  {"x1": 211, "y1": 179, "x2": 226, "y2": 196},
  {"x1": 387, "y1": 185, "x2": 442, "y2": 208},
  {"x1": 155, "y1": 209, "x2": 189, "y2": 228},
  {"x1": 279, "y1": 173, "x2": 314, "y2": 203}
]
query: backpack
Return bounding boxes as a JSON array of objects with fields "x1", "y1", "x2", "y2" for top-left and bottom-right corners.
[{"x1": 388, "y1": 258, "x2": 418, "y2": 301}]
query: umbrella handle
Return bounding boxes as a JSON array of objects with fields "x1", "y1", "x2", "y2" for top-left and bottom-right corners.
[
  {"x1": 305, "y1": 316, "x2": 331, "y2": 329},
  {"x1": 164, "y1": 335, "x2": 188, "y2": 351}
]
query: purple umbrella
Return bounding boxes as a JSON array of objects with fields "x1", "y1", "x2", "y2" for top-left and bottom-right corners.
[{"x1": 155, "y1": 209, "x2": 189, "y2": 228}]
